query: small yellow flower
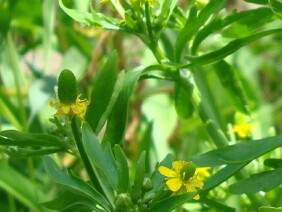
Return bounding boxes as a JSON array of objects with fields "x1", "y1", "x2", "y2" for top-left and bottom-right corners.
[
  {"x1": 158, "y1": 161, "x2": 204, "y2": 200},
  {"x1": 232, "y1": 123, "x2": 254, "y2": 138},
  {"x1": 49, "y1": 94, "x2": 89, "y2": 119}
]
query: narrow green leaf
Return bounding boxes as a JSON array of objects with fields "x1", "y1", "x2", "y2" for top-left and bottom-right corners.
[
  {"x1": 213, "y1": 60, "x2": 249, "y2": 114},
  {"x1": 203, "y1": 163, "x2": 247, "y2": 191},
  {"x1": 81, "y1": 123, "x2": 117, "y2": 205},
  {"x1": 192, "y1": 7, "x2": 274, "y2": 53},
  {"x1": 41, "y1": 191, "x2": 99, "y2": 211},
  {"x1": 229, "y1": 168, "x2": 282, "y2": 194},
  {"x1": 259, "y1": 206, "x2": 282, "y2": 212},
  {"x1": 148, "y1": 192, "x2": 196, "y2": 212},
  {"x1": 59, "y1": 0, "x2": 121, "y2": 30},
  {"x1": 0, "y1": 163, "x2": 45, "y2": 212},
  {"x1": 0, "y1": 130, "x2": 71, "y2": 149},
  {"x1": 114, "y1": 145, "x2": 130, "y2": 194},
  {"x1": 174, "y1": 0, "x2": 224, "y2": 61},
  {"x1": 155, "y1": 0, "x2": 177, "y2": 28},
  {"x1": 85, "y1": 51, "x2": 118, "y2": 132},
  {"x1": 185, "y1": 28, "x2": 282, "y2": 67},
  {"x1": 43, "y1": 156, "x2": 112, "y2": 211},
  {"x1": 191, "y1": 136, "x2": 282, "y2": 167},
  {"x1": 5, "y1": 147, "x2": 65, "y2": 157},
  {"x1": 174, "y1": 84, "x2": 194, "y2": 119},
  {"x1": 136, "y1": 121, "x2": 153, "y2": 173},
  {"x1": 149, "y1": 154, "x2": 174, "y2": 195},
  {"x1": 131, "y1": 152, "x2": 146, "y2": 201},
  {"x1": 102, "y1": 69, "x2": 141, "y2": 146},
  {"x1": 264, "y1": 158, "x2": 282, "y2": 169}
]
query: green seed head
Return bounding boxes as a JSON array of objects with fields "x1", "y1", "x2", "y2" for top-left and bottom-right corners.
[
  {"x1": 181, "y1": 162, "x2": 196, "y2": 181},
  {"x1": 57, "y1": 69, "x2": 78, "y2": 104}
]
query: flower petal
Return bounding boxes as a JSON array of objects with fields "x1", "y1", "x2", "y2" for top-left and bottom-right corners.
[
  {"x1": 166, "y1": 178, "x2": 182, "y2": 192},
  {"x1": 159, "y1": 166, "x2": 178, "y2": 178}
]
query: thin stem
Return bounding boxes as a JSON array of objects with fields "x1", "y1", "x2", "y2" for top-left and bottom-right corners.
[
  {"x1": 178, "y1": 72, "x2": 228, "y2": 147},
  {"x1": 71, "y1": 118, "x2": 103, "y2": 192},
  {"x1": 6, "y1": 32, "x2": 27, "y2": 131},
  {"x1": 145, "y1": 2, "x2": 154, "y2": 46}
]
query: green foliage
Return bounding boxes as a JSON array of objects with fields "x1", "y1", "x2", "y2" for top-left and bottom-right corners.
[{"x1": 0, "y1": 0, "x2": 282, "y2": 211}]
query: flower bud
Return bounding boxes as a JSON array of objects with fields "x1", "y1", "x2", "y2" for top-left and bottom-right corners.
[
  {"x1": 142, "y1": 177, "x2": 153, "y2": 191},
  {"x1": 114, "y1": 193, "x2": 132, "y2": 209}
]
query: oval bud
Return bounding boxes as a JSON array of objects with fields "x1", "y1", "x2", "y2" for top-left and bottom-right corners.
[
  {"x1": 142, "y1": 177, "x2": 153, "y2": 192},
  {"x1": 114, "y1": 193, "x2": 132, "y2": 209}
]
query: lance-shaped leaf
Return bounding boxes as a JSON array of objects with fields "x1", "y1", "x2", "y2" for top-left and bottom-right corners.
[
  {"x1": 147, "y1": 192, "x2": 196, "y2": 212},
  {"x1": 81, "y1": 123, "x2": 117, "y2": 205},
  {"x1": 174, "y1": 0, "x2": 224, "y2": 61},
  {"x1": 174, "y1": 83, "x2": 194, "y2": 119},
  {"x1": 85, "y1": 51, "x2": 119, "y2": 133},
  {"x1": 191, "y1": 135, "x2": 282, "y2": 167},
  {"x1": 229, "y1": 168, "x2": 282, "y2": 194},
  {"x1": 213, "y1": 60, "x2": 249, "y2": 114},
  {"x1": 102, "y1": 69, "x2": 141, "y2": 146},
  {"x1": 192, "y1": 7, "x2": 275, "y2": 53},
  {"x1": 59, "y1": 0, "x2": 122, "y2": 30},
  {"x1": 0, "y1": 130, "x2": 71, "y2": 149},
  {"x1": 185, "y1": 28, "x2": 282, "y2": 67},
  {"x1": 0, "y1": 163, "x2": 46, "y2": 212},
  {"x1": 114, "y1": 145, "x2": 130, "y2": 194},
  {"x1": 43, "y1": 156, "x2": 113, "y2": 211}
]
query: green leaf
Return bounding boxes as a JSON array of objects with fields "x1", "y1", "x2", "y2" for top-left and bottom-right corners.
[
  {"x1": 203, "y1": 163, "x2": 247, "y2": 191},
  {"x1": 222, "y1": 9, "x2": 275, "y2": 38},
  {"x1": 41, "y1": 191, "x2": 101, "y2": 211},
  {"x1": 81, "y1": 123, "x2": 117, "y2": 205},
  {"x1": 131, "y1": 152, "x2": 146, "y2": 201},
  {"x1": 147, "y1": 192, "x2": 196, "y2": 212},
  {"x1": 185, "y1": 28, "x2": 282, "y2": 67},
  {"x1": 149, "y1": 154, "x2": 174, "y2": 195},
  {"x1": 229, "y1": 168, "x2": 282, "y2": 194},
  {"x1": 259, "y1": 206, "x2": 282, "y2": 212},
  {"x1": 174, "y1": 0, "x2": 224, "y2": 61},
  {"x1": 213, "y1": 60, "x2": 249, "y2": 114},
  {"x1": 85, "y1": 51, "x2": 118, "y2": 132},
  {"x1": 155, "y1": 0, "x2": 177, "y2": 30},
  {"x1": 5, "y1": 147, "x2": 65, "y2": 157},
  {"x1": 102, "y1": 69, "x2": 141, "y2": 146},
  {"x1": 0, "y1": 163, "x2": 45, "y2": 212},
  {"x1": 43, "y1": 156, "x2": 112, "y2": 211},
  {"x1": 59, "y1": 0, "x2": 121, "y2": 30},
  {"x1": 192, "y1": 7, "x2": 274, "y2": 53},
  {"x1": 0, "y1": 130, "x2": 71, "y2": 149},
  {"x1": 136, "y1": 121, "x2": 154, "y2": 173},
  {"x1": 191, "y1": 136, "x2": 282, "y2": 167},
  {"x1": 174, "y1": 83, "x2": 194, "y2": 119},
  {"x1": 114, "y1": 145, "x2": 130, "y2": 194},
  {"x1": 264, "y1": 158, "x2": 282, "y2": 169},
  {"x1": 269, "y1": 0, "x2": 282, "y2": 19}
]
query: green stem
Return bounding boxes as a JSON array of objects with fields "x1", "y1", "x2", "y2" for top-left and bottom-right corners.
[
  {"x1": 145, "y1": 2, "x2": 154, "y2": 46},
  {"x1": 6, "y1": 32, "x2": 27, "y2": 131},
  {"x1": 177, "y1": 71, "x2": 228, "y2": 147},
  {"x1": 71, "y1": 118, "x2": 103, "y2": 192}
]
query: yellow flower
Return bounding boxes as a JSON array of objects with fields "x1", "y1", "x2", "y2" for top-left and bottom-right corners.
[
  {"x1": 49, "y1": 94, "x2": 89, "y2": 119},
  {"x1": 232, "y1": 123, "x2": 254, "y2": 138},
  {"x1": 158, "y1": 161, "x2": 204, "y2": 200}
]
